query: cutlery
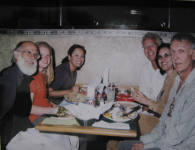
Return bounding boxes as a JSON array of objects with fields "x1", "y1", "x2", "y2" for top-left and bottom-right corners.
[
  {"x1": 122, "y1": 105, "x2": 141, "y2": 117},
  {"x1": 147, "y1": 109, "x2": 161, "y2": 118},
  {"x1": 104, "y1": 104, "x2": 115, "y2": 114},
  {"x1": 133, "y1": 102, "x2": 161, "y2": 118}
]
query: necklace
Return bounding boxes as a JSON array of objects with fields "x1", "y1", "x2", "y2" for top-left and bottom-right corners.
[{"x1": 167, "y1": 97, "x2": 176, "y2": 117}]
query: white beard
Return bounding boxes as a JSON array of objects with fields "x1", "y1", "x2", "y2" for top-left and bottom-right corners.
[{"x1": 16, "y1": 54, "x2": 37, "y2": 76}]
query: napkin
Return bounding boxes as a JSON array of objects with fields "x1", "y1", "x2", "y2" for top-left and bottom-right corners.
[
  {"x1": 64, "y1": 102, "x2": 114, "y2": 120},
  {"x1": 92, "y1": 120, "x2": 130, "y2": 130},
  {"x1": 7, "y1": 128, "x2": 75, "y2": 150}
]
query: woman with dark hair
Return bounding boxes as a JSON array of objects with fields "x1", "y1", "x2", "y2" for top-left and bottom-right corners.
[
  {"x1": 49, "y1": 44, "x2": 86, "y2": 104},
  {"x1": 132, "y1": 43, "x2": 177, "y2": 135}
]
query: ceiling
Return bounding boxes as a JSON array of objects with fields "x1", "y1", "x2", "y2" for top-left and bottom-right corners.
[{"x1": 0, "y1": 0, "x2": 195, "y2": 32}]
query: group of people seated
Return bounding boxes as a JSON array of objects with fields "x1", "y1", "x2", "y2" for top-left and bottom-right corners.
[
  {"x1": 0, "y1": 41, "x2": 86, "y2": 150},
  {"x1": 0, "y1": 32, "x2": 195, "y2": 150},
  {"x1": 108, "y1": 32, "x2": 195, "y2": 150},
  {"x1": 116, "y1": 33, "x2": 195, "y2": 150}
]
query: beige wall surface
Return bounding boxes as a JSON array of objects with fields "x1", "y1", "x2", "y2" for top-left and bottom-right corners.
[{"x1": 0, "y1": 29, "x2": 173, "y2": 86}]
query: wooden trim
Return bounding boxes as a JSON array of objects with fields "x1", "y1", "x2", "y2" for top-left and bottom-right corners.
[{"x1": 35, "y1": 124, "x2": 137, "y2": 137}]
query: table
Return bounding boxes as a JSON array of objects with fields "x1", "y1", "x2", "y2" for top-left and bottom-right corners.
[{"x1": 35, "y1": 123, "x2": 137, "y2": 138}]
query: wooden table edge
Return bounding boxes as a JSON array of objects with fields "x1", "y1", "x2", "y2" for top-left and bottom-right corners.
[{"x1": 35, "y1": 124, "x2": 137, "y2": 138}]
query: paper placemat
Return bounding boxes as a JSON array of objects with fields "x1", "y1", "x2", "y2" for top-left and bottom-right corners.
[
  {"x1": 42, "y1": 117, "x2": 79, "y2": 126},
  {"x1": 92, "y1": 120, "x2": 130, "y2": 130}
]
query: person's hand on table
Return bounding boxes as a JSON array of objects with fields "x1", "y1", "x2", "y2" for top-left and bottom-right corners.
[
  {"x1": 131, "y1": 143, "x2": 144, "y2": 150},
  {"x1": 71, "y1": 86, "x2": 80, "y2": 93},
  {"x1": 50, "y1": 102, "x2": 57, "y2": 108}
]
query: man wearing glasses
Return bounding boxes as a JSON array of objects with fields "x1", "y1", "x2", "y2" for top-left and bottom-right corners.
[
  {"x1": 0, "y1": 41, "x2": 40, "y2": 150},
  {"x1": 118, "y1": 33, "x2": 195, "y2": 150}
]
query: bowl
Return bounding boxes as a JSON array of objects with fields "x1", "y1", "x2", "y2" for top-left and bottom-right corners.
[{"x1": 75, "y1": 118, "x2": 98, "y2": 126}]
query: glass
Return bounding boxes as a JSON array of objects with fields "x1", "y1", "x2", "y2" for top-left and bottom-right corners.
[
  {"x1": 158, "y1": 53, "x2": 171, "y2": 60},
  {"x1": 21, "y1": 50, "x2": 40, "y2": 59},
  {"x1": 107, "y1": 82, "x2": 116, "y2": 102}
]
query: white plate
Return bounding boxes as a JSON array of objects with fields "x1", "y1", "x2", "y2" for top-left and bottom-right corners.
[
  {"x1": 64, "y1": 93, "x2": 87, "y2": 103},
  {"x1": 103, "y1": 101, "x2": 139, "y2": 123}
]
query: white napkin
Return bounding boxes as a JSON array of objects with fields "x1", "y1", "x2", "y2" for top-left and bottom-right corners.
[
  {"x1": 64, "y1": 102, "x2": 114, "y2": 120},
  {"x1": 92, "y1": 120, "x2": 130, "y2": 130},
  {"x1": 7, "y1": 128, "x2": 78, "y2": 150}
]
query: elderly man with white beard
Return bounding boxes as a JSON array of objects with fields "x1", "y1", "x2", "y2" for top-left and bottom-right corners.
[{"x1": 0, "y1": 41, "x2": 40, "y2": 150}]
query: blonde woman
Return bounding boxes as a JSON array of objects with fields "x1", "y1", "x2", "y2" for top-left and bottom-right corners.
[{"x1": 29, "y1": 41, "x2": 57, "y2": 123}]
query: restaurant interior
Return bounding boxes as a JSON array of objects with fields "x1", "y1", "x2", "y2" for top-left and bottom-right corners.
[{"x1": 0, "y1": 0, "x2": 195, "y2": 149}]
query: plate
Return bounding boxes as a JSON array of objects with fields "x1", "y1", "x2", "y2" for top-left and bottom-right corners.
[
  {"x1": 102, "y1": 101, "x2": 139, "y2": 123},
  {"x1": 64, "y1": 92, "x2": 87, "y2": 103}
]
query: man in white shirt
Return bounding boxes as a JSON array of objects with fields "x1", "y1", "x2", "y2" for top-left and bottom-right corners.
[{"x1": 139, "y1": 32, "x2": 165, "y2": 100}]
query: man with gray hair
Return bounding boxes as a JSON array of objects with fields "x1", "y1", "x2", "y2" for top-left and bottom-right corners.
[
  {"x1": 139, "y1": 32, "x2": 165, "y2": 101},
  {"x1": 118, "y1": 33, "x2": 195, "y2": 150},
  {"x1": 0, "y1": 41, "x2": 40, "y2": 150},
  {"x1": 137, "y1": 32, "x2": 166, "y2": 135}
]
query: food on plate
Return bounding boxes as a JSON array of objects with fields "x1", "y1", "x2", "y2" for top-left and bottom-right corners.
[
  {"x1": 79, "y1": 85, "x2": 88, "y2": 96},
  {"x1": 116, "y1": 87, "x2": 134, "y2": 102},
  {"x1": 56, "y1": 106, "x2": 68, "y2": 117},
  {"x1": 103, "y1": 102, "x2": 138, "y2": 122},
  {"x1": 116, "y1": 93, "x2": 134, "y2": 102},
  {"x1": 65, "y1": 92, "x2": 87, "y2": 103},
  {"x1": 104, "y1": 112, "x2": 112, "y2": 118}
]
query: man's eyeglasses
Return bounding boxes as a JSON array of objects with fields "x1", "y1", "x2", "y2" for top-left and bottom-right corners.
[
  {"x1": 20, "y1": 50, "x2": 40, "y2": 60},
  {"x1": 158, "y1": 53, "x2": 171, "y2": 60}
]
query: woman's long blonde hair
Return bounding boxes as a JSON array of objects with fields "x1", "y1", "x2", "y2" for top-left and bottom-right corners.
[{"x1": 36, "y1": 41, "x2": 54, "y2": 85}]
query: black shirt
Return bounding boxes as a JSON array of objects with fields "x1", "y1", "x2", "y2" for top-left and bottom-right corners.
[
  {"x1": 0, "y1": 65, "x2": 33, "y2": 148},
  {"x1": 51, "y1": 61, "x2": 77, "y2": 90},
  {"x1": 49, "y1": 61, "x2": 77, "y2": 104}
]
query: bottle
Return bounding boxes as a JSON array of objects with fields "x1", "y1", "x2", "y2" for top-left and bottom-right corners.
[
  {"x1": 95, "y1": 88, "x2": 101, "y2": 106},
  {"x1": 102, "y1": 86, "x2": 107, "y2": 104}
]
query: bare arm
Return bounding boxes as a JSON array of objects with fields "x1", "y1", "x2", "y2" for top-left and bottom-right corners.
[
  {"x1": 132, "y1": 90, "x2": 154, "y2": 106},
  {"x1": 132, "y1": 90, "x2": 158, "y2": 111},
  {"x1": 49, "y1": 86, "x2": 80, "y2": 97},
  {"x1": 30, "y1": 92, "x2": 58, "y2": 115},
  {"x1": 31, "y1": 105, "x2": 58, "y2": 115}
]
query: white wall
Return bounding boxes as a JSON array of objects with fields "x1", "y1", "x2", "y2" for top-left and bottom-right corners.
[{"x1": 0, "y1": 29, "x2": 173, "y2": 86}]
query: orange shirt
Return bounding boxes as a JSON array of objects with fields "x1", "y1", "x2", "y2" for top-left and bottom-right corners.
[{"x1": 29, "y1": 72, "x2": 52, "y2": 122}]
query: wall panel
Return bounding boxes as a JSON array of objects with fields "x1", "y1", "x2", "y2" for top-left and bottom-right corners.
[{"x1": 0, "y1": 29, "x2": 173, "y2": 86}]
